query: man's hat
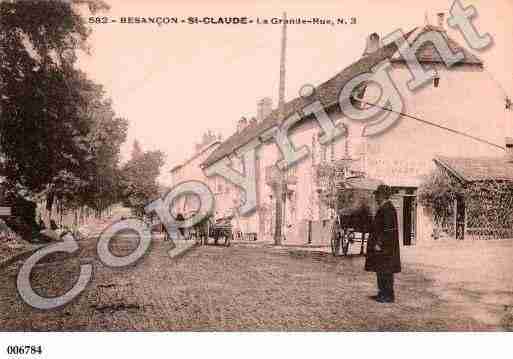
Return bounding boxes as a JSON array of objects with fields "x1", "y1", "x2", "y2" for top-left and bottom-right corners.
[{"x1": 374, "y1": 184, "x2": 393, "y2": 198}]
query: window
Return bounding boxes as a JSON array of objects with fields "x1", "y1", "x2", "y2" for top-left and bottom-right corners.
[
  {"x1": 350, "y1": 82, "x2": 367, "y2": 108},
  {"x1": 287, "y1": 165, "x2": 297, "y2": 179},
  {"x1": 321, "y1": 145, "x2": 327, "y2": 163}
]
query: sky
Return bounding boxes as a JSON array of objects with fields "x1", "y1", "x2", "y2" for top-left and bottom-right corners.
[{"x1": 76, "y1": 0, "x2": 513, "y2": 184}]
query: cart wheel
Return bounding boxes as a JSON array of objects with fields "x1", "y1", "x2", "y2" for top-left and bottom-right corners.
[
  {"x1": 342, "y1": 237, "x2": 349, "y2": 255},
  {"x1": 360, "y1": 232, "x2": 367, "y2": 255},
  {"x1": 343, "y1": 231, "x2": 354, "y2": 255}
]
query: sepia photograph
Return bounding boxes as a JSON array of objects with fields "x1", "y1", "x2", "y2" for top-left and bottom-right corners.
[{"x1": 0, "y1": 0, "x2": 512, "y2": 356}]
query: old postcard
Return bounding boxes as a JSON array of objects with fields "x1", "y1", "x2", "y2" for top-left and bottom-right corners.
[{"x1": 0, "y1": 0, "x2": 512, "y2": 356}]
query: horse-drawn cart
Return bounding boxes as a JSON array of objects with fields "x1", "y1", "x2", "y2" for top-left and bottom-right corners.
[
  {"x1": 330, "y1": 209, "x2": 373, "y2": 256},
  {"x1": 329, "y1": 177, "x2": 383, "y2": 256},
  {"x1": 189, "y1": 215, "x2": 233, "y2": 247}
]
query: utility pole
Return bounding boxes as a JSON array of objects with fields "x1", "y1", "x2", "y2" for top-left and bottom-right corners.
[
  {"x1": 278, "y1": 11, "x2": 287, "y2": 121},
  {"x1": 273, "y1": 12, "x2": 287, "y2": 246}
]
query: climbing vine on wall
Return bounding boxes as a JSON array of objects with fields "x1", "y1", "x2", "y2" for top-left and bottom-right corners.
[
  {"x1": 463, "y1": 181, "x2": 513, "y2": 238},
  {"x1": 418, "y1": 169, "x2": 513, "y2": 239},
  {"x1": 417, "y1": 169, "x2": 461, "y2": 225}
]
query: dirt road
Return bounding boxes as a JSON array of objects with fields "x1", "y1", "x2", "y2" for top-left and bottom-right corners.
[{"x1": 2, "y1": 234, "x2": 511, "y2": 330}]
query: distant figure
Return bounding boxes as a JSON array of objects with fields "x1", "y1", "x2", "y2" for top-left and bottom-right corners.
[
  {"x1": 50, "y1": 219, "x2": 58, "y2": 231},
  {"x1": 365, "y1": 185, "x2": 401, "y2": 303},
  {"x1": 176, "y1": 213, "x2": 185, "y2": 238}
]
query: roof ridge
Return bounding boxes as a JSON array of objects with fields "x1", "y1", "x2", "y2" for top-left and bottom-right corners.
[
  {"x1": 391, "y1": 25, "x2": 483, "y2": 65},
  {"x1": 201, "y1": 26, "x2": 480, "y2": 168},
  {"x1": 435, "y1": 155, "x2": 513, "y2": 183}
]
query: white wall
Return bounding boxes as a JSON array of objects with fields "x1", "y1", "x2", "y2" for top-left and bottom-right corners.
[
  {"x1": 364, "y1": 63, "x2": 509, "y2": 188},
  {"x1": 170, "y1": 144, "x2": 220, "y2": 217},
  {"x1": 179, "y1": 61, "x2": 512, "y2": 244}
]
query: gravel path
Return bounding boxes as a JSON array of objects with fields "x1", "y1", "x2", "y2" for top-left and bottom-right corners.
[{"x1": 402, "y1": 240, "x2": 513, "y2": 329}]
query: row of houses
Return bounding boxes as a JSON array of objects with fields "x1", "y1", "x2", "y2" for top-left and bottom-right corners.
[{"x1": 170, "y1": 17, "x2": 512, "y2": 246}]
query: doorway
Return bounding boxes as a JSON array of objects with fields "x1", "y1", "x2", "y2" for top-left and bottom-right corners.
[{"x1": 402, "y1": 196, "x2": 416, "y2": 246}]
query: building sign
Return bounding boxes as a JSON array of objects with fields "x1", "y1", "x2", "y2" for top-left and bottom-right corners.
[{"x1": 366, "y1": 157, "x2": 433, "y2": 187}]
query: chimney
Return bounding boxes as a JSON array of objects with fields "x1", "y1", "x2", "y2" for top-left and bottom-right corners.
[
  {"x1": 437, "y1": 12, "x2": 445, "y2": 30},
  {"x1": 506, "y1": 137, "x2": 513, "y2": 161},
  {"x1": 237, "y1": 116, "x2": 248, "y2": 133},
  {"x1": 363, "y1": 33, "x2": 381, "y2": 57},
  {"x1": 256, "y1": 99, "x2": 264, "y2": 122},
  {"x1": 257, "y1": 97, "x2": 273, "y2": 122}
]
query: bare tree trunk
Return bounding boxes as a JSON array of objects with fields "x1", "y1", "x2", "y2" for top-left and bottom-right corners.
[
  {"x1": 59, "y1": 200, "x2": 63, "y2": 227},
  {"x1": 46, "y1": 194, "x2": 53, "y2": 223}
]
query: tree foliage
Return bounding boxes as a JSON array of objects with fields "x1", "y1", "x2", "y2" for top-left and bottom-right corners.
[
  {"x1": 418, "y1": 169, "x2": 513, "y2": 239},
  {"x1": 0, "y1": 0, "x2": 127, "y2": 219},
  {"x1": 463, "y1": 181, "x2": 513, "y2": 238},
  {"x1": 121, "y1": 141, "x2": 165, "y2": 217},
  {"x1": 417, "y1": 169, "x2": 461, "y2": 224}
]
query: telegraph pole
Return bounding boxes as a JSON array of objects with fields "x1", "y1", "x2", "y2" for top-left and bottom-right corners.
[{"x1": 273, "y1": 12, "x2": 287, "y2": 246}]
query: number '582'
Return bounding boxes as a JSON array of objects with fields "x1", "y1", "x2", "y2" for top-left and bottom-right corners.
[{"x1": 89, "y1": 17, "x2": 110, "y2": 24}]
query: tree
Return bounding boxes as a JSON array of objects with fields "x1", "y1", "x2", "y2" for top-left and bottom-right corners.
[
  {"x1": 0, "y1": 0, "x2": 129, "y2": 222},
  {"x1": 131, "y1": 139, "x2": 143, "y2": 160},
  {"x1": 121, "y1": 142, "x2": 165, "y2": 217},
  {"x1": 78, "y1": 85, "x2": 128, "y2": 215}
]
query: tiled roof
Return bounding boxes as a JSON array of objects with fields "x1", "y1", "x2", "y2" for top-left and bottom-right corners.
[
  {"x1": 390, "y1": 25, "x2": 482, "y2": 65},
  {"x1": 434, "y1": 156, "x2": 513, "y2": 182},
  {"x1": 202, "y1": 26, "x2": 482, "y2": 168},
  {"x1": 171, "y1": 141, "x2": 221, "y2": 173}
]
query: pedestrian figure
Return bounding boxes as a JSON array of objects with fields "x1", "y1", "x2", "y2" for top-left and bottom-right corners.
[
  {"x1": 365, "y1": 185, "x2": 401, "y2": 303},
  {"x1": 176, "y1": 213, "x2": 185, "y2": 240}
]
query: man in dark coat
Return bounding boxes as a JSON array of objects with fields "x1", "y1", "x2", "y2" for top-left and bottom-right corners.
[{"x1": 365, "y1": 185, "x2": 401, "y2": 303}]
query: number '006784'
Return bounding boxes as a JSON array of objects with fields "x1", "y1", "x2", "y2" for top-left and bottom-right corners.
[{"x1": 6, "y1": 345, "x2": 43, "y2": 355}]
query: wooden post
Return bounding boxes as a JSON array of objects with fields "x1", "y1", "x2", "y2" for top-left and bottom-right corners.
[
  {"x1": 453, "y1": 198, "x2": 458, "y2": 239},
  {"x1": 307, "y1": 220, "x2": 312, "y2": 244},
  {"x1": 273, "y1": 183, "x2": 283, "y2": 245},
  {"x1": 282, "y1": 184, "x2": 287, "y2": 242}
]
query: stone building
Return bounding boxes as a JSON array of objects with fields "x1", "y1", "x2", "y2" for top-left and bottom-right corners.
[
  {"x1": 170, "y1": 135, "x2": 222, "y2": 218},
  {"x1": 173, "y1": 20, "x2": 512, "y2": 246}
]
